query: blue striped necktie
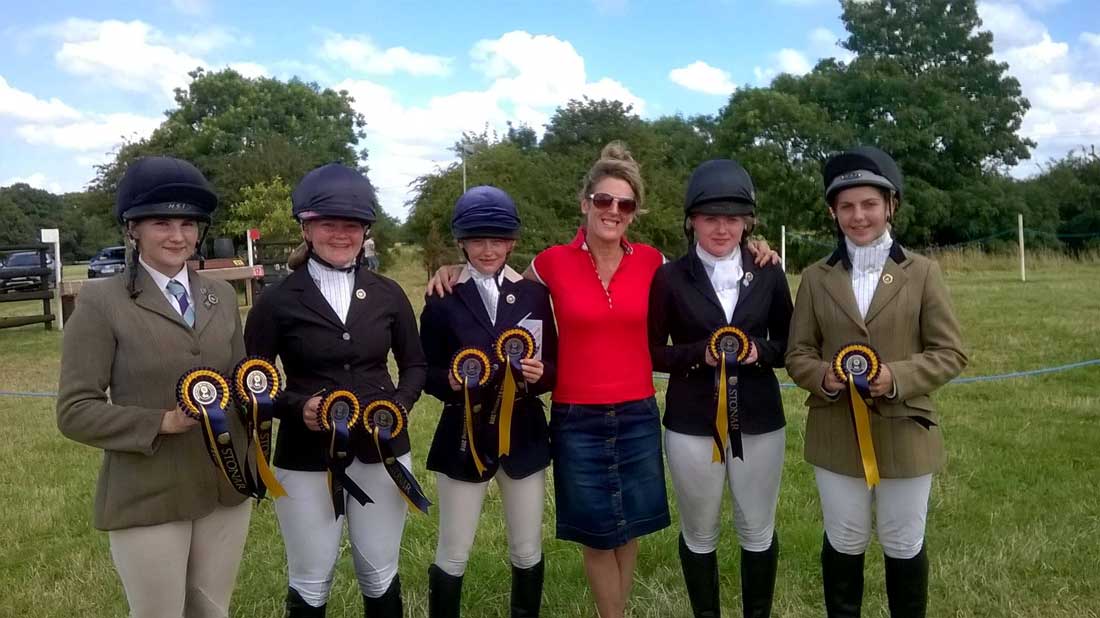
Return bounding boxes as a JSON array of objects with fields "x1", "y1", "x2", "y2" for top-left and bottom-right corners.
[{"x1": 166, "y1": 279, "x2": 195, "y2": 327}]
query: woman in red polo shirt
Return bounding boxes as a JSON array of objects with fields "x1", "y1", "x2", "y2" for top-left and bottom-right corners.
[{"x1": 430, "y1": 142, "x2": 775, "y2": 618}]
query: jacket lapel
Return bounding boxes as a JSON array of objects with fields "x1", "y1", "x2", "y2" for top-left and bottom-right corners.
[
  {"x1": 730, "y1": 246, "x2": 757, "y2": 324},
  {"x1": 494, "y1": 267, "x2": 525, "y2": 330},
  {"x1": 864, "y1": 252, "x2": 910, "y2": 325},
  {"x1": 288, "y1": 267, "x2": 346, "y2": 330},
  {"x1": 344, "y1": 269, "x2": 378, "y2": 329},
  {"x1": 132, "y1": 267, "x2": 190, "y2": 329},
  {"x1": 822, "y1": 261, "x2": 867, "y2": 333},
  {"x1": 189, "y1": 271, "x2": 216, "y2": 335},
  {"x1": 455, "y1": 278, "x2": 497, "y2": 337},
  {"x1": 687, "y1": 250, "x2": 726, "y2": 319}
]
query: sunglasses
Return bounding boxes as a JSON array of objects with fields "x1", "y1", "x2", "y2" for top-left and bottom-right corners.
[{"x1": 588, "y1": 192, "x2": 638, "y2": 214}]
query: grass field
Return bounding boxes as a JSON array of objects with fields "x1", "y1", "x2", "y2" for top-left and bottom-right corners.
[{"x1": 1, "y1": 249, "x2": 1098, "y2": 617}]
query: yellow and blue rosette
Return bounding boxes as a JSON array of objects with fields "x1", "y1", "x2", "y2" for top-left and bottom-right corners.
[
  {"x1": 178, "y1": 368, "x2": 253, "y2": 496},
  {"x1": 708, "y1": 326, "x2": 751, "y2": 463},
  {"x1": 493, "y1": 327, "x2": 536, "y2": 458},
  {"x1": 451, "y1": 347, "x2": 492, "y2": 477},
  {"x1": 362, "y1": 398, "x2": 431, "y2": 514},
  {"x1": 319, "y1": 390, "x2": 372, "y2": 518},
  {"x1": 833, "y1": 343, "x2": 882, "y2": 488},
  {"x1": 231, "y1": 357, "x2": 287, "y2": 499}
]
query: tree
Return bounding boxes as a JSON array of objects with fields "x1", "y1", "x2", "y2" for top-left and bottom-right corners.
[
  {"x1": 89, "y1": 68, "x2": 370, "y2": 234},
  {"x1": 221, "y1": 177, "x2": 298, "y2": 240}
]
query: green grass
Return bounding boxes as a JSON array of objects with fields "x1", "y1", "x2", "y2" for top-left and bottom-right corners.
[{"x1": 1, "y1": 249, "x2": 1098, "y2": 617}]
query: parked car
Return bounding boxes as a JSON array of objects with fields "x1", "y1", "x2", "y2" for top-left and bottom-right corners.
[
  {"x1": 87, "y1": 246, "x2": 127, "y2": 279},
  {"x1": 0, "y1": 251, "x2": 55, "y2": 293}
]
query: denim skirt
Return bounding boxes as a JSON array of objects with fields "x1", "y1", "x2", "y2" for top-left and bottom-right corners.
[{"x1": 549, "y1": 396, "x2": 671, "y2": 549}]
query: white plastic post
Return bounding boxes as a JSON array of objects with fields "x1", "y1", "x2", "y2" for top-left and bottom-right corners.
[
  {"x1": 1018, "y1": 213, "x2": 1026, "y2": 283},
  {"x1": 246, "y1": 228, "x2": 259, "y2": 307},
  {"x1": 40, "y1": 228, "x2": 63, "y2": 330},
  {"x1": 781, "y1": 225, "x2": 787, "y2": 272}
]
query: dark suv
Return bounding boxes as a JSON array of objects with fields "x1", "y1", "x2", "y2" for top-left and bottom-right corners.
[
  {"x1": 88, "y1": 246, "x2": 127, "y2": 279},
  {"x1": 0, "y1": 251, "x2": 55, "y2": 292}
]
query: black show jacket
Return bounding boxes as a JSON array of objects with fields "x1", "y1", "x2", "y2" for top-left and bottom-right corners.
[
  {"x1": 648, "y1": 245, "x2": 793, "y2": 437},
  {"x1": 244, "y1": 264, "x2": 427, "y2": 471},
  {"x1": 419, "y1": 268, "x2": 557, "y2": 482}
]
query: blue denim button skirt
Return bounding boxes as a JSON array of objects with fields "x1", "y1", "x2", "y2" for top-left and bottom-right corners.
[{"x1": 549, "y1": 396, "x2": 671, "y2": 549}]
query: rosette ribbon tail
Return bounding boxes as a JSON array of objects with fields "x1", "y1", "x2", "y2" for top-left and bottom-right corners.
[
  {"x1": 464, "y1": 378, "x2": 488, "y2": 476},
  {"x1": 497, "y1": 359, "x2": 519, "y2": 457},
  {"x1": 198, "y1": 400, "x2": 255, "y2": 497},
  {"x1": 327, "y1": 413, "x2": 372, "y2": 519},
  {"x1": 248, "y1": 392, "x2": 287, "y2": 498},
  {"x1": 712, "y1": 352, "x2": 729, "y2": 464},
  {"x1": 847, "y1": 373, "x2": 880, "y2": 488},
  {"x1": 373, "y1": 424, "x2": 432, "y2": 514}
]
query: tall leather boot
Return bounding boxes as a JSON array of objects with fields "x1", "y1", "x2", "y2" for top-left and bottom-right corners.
[
  {"x1": 429, "y1": 563, "x2": 464, "y2": 618},
  {"x1": 363, "y1": 574, "x2": 403, "y2": 618},
  {"x1": 510, "y1": 559, "x2": 545, "y2": 617},
  {"x1": 821, "y1": 534, "x2": 864, "y2": 618},
  {"x1": 285, "y1": 587, "x2": 326, "y2": 618},
  {"x1": 740, "y1": 534, "x2": 779, "y2": 618},
  {"x1": 884, "y1": 545, "x2": 928, "y2": 618},
  {"x1": 678, "y1": 534, "x2": 721, "y2": 617}
]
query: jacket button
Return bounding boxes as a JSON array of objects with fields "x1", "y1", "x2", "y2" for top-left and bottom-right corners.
[
  {"x1": 343, "y1": 364, "x2": 351, "y2": 371},
  {"x1": 190, "y1": 347, "x2": 200, "y2": 356},
  {"x1": 342, "y1": 332, "x2": 351, "y2": 341}
]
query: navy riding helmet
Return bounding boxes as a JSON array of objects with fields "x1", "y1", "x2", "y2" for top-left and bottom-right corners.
[{"x1": 451, "y1": 186, "x2": 521, "y2": 240}]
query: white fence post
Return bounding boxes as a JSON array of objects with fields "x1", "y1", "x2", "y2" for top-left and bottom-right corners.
[
  {"x1": 40, "y1": 228, "x2": 63, "y2": 331},
  {"x1": 1018, "y1": 213, "x2": 1026, "y2": 283},
  {"x1": 780, "y1": 225, "x2": 787, "y2": 272}
]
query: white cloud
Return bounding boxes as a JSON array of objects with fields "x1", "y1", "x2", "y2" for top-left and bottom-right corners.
[
  {"x1": 320, "y1": 33, "x2": 452, "y2": 76},
  {"x1": 668, "y1": 61, "x2": 736, "y2": 95},
  {"x1": 16, "y1": 113, "x2": 161, "y2": 151},
  {"x1": 2, "y1": 173, "x2": 63, "y2": 193},
  {"x1": 754, "y1": 48, "x2": 813, "y2": 83},
  {"x1": 228, "y1": 62, "x2": 269, "y2": 79},
  {"x1": 977, "y1": 1, "x2": 1100, "y2": 172},
  {"x1": 333, "y1": 31, "x2": 645, "y2": 217},
  {"x1": 174, "y1": 27, "x2": 243, "y2": 55},
  {"x1": 53, "y1": 19, "x2": 204, "y2": 96},
  {"x1": 0, "y1": 76, "x2": 82, "y2": 122}
]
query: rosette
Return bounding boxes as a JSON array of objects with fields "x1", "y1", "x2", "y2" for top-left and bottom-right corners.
[
  {"x1": 707, "y1": 326, "x2": 751, "y2": 463},
  {"x1": 833, "y1": 343, "x2": 882, "y2": 488},
  {"x1": 319, "y1": 390, "x2": 373, "y2": 517},
  {"x1": 362, "y1": 399, "x2": 431, "y2": 514},
  {"x1": 177, "y1": 368, "x2": 253, "y2": 496},
  {"x1": 451, "y1": 347, "x2": 492, "y2": 476},
  {"x1": 493, "y1": 327, "x2": 536, "y2": 458},
  {"x1": 231, "y1": 357, "x2": 287, "y2": 499}
]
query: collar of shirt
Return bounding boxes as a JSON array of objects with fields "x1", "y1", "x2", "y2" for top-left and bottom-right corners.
[
  {"x1": 846, "y1": 229, "x2": 893, "y2": 276},
  {"x1": 570, "y1": 226, "x2": 635, "y2": 255},
  {"x1": 695, "y1": 243, "x2": 743, "y2": 292},
  {"x1": 139, "y1": 256, "x2": 189, "y2": 297}
]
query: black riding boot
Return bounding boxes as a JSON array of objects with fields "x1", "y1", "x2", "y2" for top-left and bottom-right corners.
[
  {"x1": 884, "y1": 546, "x2": 929, "y2": 618},
  {"x1": 429, "y1": 564, "x2": 464, "y2": 618},
  {"x1": 821, "y1": 534, "x2": 864, "y2": 618},
  {"x1": 363, "y1": 574, "x2": 403, "y2": 618},
  {"x1": 678, "y1": 534, "x2": 721, "y2": 617},
  {"x1": 510, "y1": 559, "x2": 545, "y2": 617},
  {"x1": 740, "y1": 534, "x2": 779, "y2": 618},
  {"x1": 285, "y1": 587, "x2": 326, "y2": 618}
]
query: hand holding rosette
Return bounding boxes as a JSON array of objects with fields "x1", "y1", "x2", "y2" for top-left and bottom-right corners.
[
  {"x1": 493, "y1": 327, "x2": 536, "y2": 458},
  {"x1": 451, "y1": 347, "x2": 492, "y2": 476},
  {"x1": 177, "y1": 368, "x2": 253, "y2": 497},
  {"x1": 708, "y1": 326, "x2": 750, "y2": 463},
  {"x1": 833, "y1": 343, "x2": 882, "y2": 488},
  {"x1": 319, "y1": 390, "x2": 373, "y2": 517}
]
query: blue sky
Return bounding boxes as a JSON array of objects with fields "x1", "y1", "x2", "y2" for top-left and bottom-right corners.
[{"x1": 2, "y1": 0, "x2": 1098, "y2": 218}]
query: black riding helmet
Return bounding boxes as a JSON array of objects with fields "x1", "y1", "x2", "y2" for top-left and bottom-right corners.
[
  {"x1": 683, "y1": 159, "x2": 757, "y2": 245},
  {"x1": 292, "y1": 163, "x2": 378, "y2": 225},
  {"x1": 823, "y1": 146, "x2": 904, "y2": 205},
  {"x1": 452, "y1": 186, "x2": 521, "y2": 240},
  {"x1": 115, "y1": 156, "x2": 218, "y2": 224}
]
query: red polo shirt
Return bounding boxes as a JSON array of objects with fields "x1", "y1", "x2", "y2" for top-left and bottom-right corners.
[{"x1": 532, "y1": 228, "x2": 663, "y2": 404}]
